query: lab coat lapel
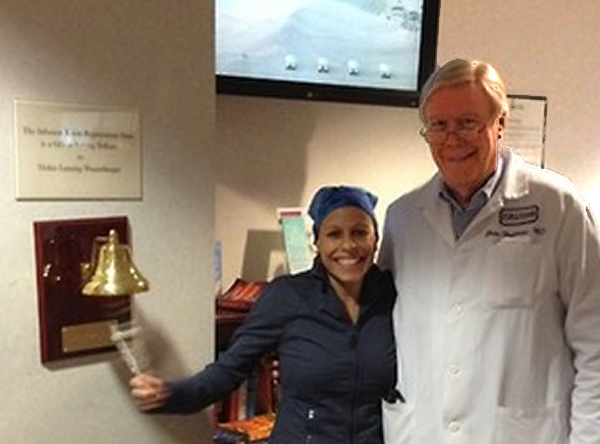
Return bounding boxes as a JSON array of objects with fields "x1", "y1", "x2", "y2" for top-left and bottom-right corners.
[
  {"x1": 418, "y1": 174, "x2": 457, "y2": 247},
  {"x1": 454, "y1": 148, "x2": 532, "y2": 245}
]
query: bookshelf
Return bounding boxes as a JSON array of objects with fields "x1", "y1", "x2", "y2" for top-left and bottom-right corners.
[{"x1": 213, "y1": 280, "x2": 278, "y2": 443}]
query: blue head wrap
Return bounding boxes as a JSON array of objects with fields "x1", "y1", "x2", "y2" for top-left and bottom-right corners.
[{"x1": 308, "y1": 185, "x2": 378, "y2": 240}]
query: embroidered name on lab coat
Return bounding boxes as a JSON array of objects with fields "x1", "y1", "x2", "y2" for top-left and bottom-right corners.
[{"x1": 499, "y1": 205, "x2": 539, "y2": 226}]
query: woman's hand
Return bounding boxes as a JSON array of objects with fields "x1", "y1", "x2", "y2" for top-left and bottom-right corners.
[{"x1": 130, "y1": 372, "x2": 170, "y2": 411}]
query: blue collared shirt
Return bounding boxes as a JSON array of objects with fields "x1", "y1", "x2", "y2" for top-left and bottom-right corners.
[{"x1": 439, "y1": 157, "x2": 505, "y2": 239}]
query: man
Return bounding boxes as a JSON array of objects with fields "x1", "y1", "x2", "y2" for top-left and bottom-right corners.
[{"x1": 378, "y1": 59, "x2": 600, "y2": 444}]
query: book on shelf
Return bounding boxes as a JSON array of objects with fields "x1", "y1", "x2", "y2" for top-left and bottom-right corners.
[
  {"x1": 214, "y1": 378, "x2": 245, "y2": 424},
  {"x1": 217, "y1": 279, "x2": 267, "y2": 312},
  {"x1": 217, "y1": 413, "x2": 276, "y2": 443},
  {"x1": 255, "y1": 354, "x2": 279, "y2": 415},
  {"x1": 215, "y1": 358, "x2": 277, "y2": 424},
  {"x1": 213, "y1": 427, "x2": 249, "y2": 444},
  {"x1": 232, "y1": 380, "x2": 248, "y2": 422}
]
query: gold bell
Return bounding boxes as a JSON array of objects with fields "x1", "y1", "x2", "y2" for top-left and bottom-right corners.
[{"x1": 82, "y1": 230, "x2": 149, "y2": 297}]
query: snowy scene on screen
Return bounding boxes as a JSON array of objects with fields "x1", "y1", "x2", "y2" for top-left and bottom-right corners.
[{"x1": 216, "y1": 0, "x2": 425, "y2": 90}]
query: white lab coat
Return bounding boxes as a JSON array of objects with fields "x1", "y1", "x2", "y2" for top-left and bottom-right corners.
[{"x1": 378, "y1": 147, "x2": 600, "y2": 444}]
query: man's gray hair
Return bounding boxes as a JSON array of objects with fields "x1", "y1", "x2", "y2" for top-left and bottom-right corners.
[{"x1": 419, "y1": 59, "x2": 509, "y2": 123}]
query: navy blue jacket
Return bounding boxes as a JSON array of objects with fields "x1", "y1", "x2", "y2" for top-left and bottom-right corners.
[{"x1": 160, "y1": 260, "x2": 397, "y2": 444}]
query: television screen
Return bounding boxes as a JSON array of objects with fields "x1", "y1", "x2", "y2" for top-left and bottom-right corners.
[{"x1": 216, "y1": 0, "x2": 440, "y2": 107}]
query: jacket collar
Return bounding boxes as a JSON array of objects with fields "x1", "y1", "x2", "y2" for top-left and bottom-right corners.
[
  {"x1": 308, "y1": 257, "x2": 383, "y2": 320},
  {"x1": 496, "y1": 146, "x2": 531, "y2": 200}
]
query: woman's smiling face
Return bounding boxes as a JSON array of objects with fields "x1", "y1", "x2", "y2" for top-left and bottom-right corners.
[{"x1": 316, "y1": 206, "x2": 377, "y2": 291}]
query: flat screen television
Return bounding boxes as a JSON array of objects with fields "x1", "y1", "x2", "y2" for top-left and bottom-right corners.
[{"x1": 216, "y1": 0, "x2": 440, "y2": 107}]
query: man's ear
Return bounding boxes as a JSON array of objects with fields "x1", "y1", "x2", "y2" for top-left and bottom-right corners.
[{"x1": 497, "y1": 115, "x2": 505, "y2": 140}]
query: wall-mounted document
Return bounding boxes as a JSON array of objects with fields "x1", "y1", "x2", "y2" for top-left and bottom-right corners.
[
  {"x1": 505, "y1": 95, "x2": 547, "y2": 168},
  {"x1": 277, "y1": 208, "x2": 313, "y2": 274},
  {"x1": 14, "y1": 99, "x2": 141, "y2": 200}
]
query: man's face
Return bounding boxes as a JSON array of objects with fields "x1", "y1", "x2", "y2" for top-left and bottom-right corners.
[{"x1": 422, "y1": 82, "x2": 502, "y2": 205}]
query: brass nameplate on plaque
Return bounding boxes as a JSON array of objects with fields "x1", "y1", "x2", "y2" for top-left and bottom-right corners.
[{"x1": 62, "y1": 320, "x2": 117, "y2": 353}]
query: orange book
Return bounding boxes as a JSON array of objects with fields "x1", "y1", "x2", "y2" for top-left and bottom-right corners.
[{"x1": 218, "y1": 414, "x2": 276, "y2": 442}]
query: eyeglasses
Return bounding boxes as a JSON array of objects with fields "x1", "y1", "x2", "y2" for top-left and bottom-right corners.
[{"x1": 419, "y1": 117, "x2": 491, "y2": 144}]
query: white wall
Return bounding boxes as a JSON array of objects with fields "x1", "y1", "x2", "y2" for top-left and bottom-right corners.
[
  {"x1": 216, "y1": 0, "x2": 600, "y2": 287},
  {"x1": 0, "y1": 1, "x2": 215, "y2": 443}
]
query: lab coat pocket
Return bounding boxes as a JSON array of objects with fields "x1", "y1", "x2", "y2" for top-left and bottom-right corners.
[
  {"x1": 382, "y1": 399, "x2": 414, "y2": 444},
  {"x1": 494, "y1": 402, "x2": 567, "y2": 444},
  {"x1": 485, "y1": 240, "x2": 542, "y2": 308}
]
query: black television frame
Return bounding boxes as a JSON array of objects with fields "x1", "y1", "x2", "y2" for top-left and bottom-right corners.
[{"x1": 216, "y1": 0, "x2": 441, "y2": 108}]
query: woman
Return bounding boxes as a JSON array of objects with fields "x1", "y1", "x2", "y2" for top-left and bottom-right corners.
[{"x1": 130, "y1": 185, "x2": 397, "y2": 444}]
